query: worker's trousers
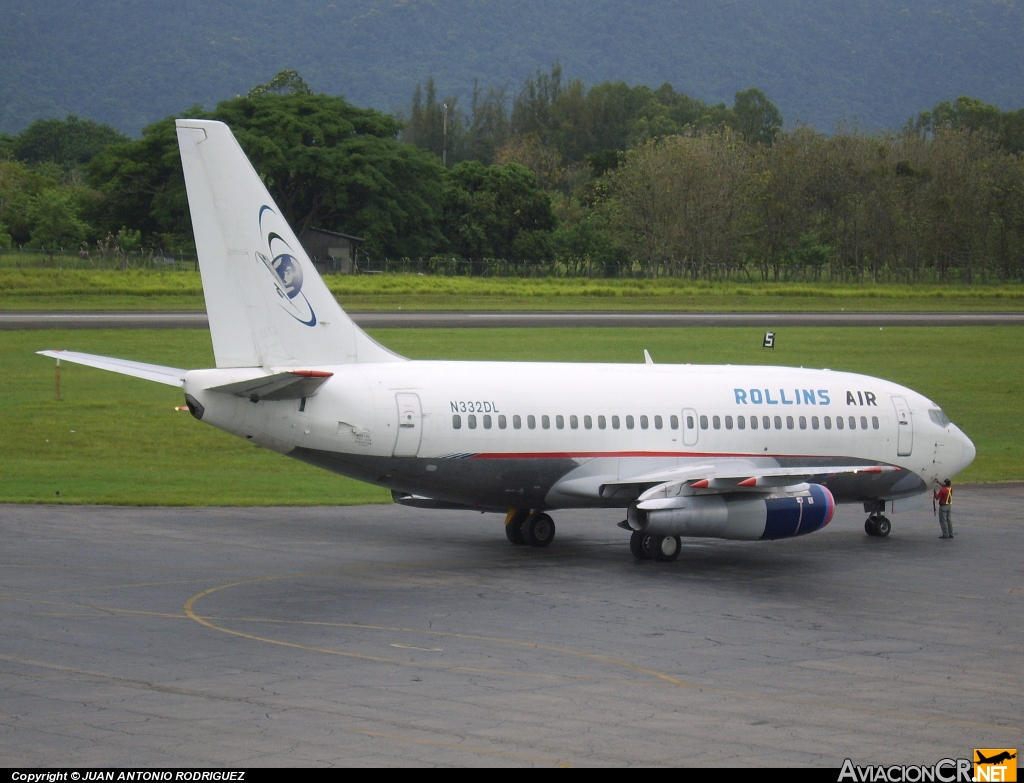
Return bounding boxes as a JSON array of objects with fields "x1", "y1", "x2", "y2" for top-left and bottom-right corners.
[{"x1": 938, "y1": 505, "x2": 954, "y2": 537}]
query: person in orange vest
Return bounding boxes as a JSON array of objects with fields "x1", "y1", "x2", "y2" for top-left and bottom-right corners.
[{"x1": 934, "y1": 479, "x2": 954, "y2": 539}]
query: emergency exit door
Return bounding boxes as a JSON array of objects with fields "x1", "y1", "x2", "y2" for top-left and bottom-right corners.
[
  {"x1": 891, "y1": 395, "x2": 913, "y2": 456},
  {"x1": 393, "y1": 393, "x2": 423, "y2": 457}
]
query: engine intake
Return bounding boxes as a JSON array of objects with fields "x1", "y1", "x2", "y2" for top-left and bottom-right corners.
[{"x1": 630, "y1": 484, "x2": 835, "y2": 541}]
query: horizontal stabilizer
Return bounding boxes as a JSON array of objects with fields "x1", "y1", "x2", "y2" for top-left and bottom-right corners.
[
  {"x1": 205, "y1": 370, "x2": 333, "y2": 401},
  {"x1": 36, "y1": 350, "x2": 186, "y2": 387}
]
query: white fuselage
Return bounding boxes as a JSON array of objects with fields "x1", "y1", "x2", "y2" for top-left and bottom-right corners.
[{"x1": 183, "y1": 361, "x2": 975, "y2": 511}]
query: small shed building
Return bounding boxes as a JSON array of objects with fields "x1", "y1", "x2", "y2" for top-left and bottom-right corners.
[{"x1": 297, "y1": 228, "x2": 364, "y2": 274}]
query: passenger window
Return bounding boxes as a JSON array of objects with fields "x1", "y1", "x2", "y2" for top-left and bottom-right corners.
[
  {"x1": 799, "y1": 416, "x2": 807, "y2": 430},
  {"x1": 598, "y1": 415, "x2": 607, "y2": 430},
  {"x1": 626, "y1": 415, "x2": 634, "y2": 429},
  {"x1": 584, "y1": 415, "x2": 592, "y2": 429},
  {"x1": 528, "y1": 415, "x2": 536, "y2": 430},
  {"x1": 687, "y1": 415, "x2": 695, "y2": 429},
  {"x1": 836, "y1": 416, "x2": 844, "y2": 430},
  {"x1": 750, "y1": 416, "x2": 758, "y2": 430},
  {"x1": 725, "y1": 415, "x2": 733, "y2": 430},
  {"x1": 452, "y1": 415, "x2": 462, "y2": 429},
  {"x1": 824, "y1": 416, "x2": 832, "y2": 430},
  {"x1": 713, "y1": 416, "x2": 721, "y2": 430},
  {"x1": 872, "y1": 416, "x2": 879, "y2": 430},
  {"x1": 542, "y1": 415, "x2": 551, "y2": 429},
  {"x1": 699, "y1": 415, "x2": 708, "y2": 430},
  {"x1": 498, "y1": 415, "x2": 506, "y2": 429},
  {"x1": 468, "y1": 414, "x2": 477, "y2": 429},
  {"x1": 786, "y1": 416, "x2": 794, "y2": 430},
  {"x1": 513, "y1": 414, "x2": 521, "y2": 429},
  {"x1": 737, "y1": 415, "x2": 745, "y2": 430},
  {"x1": 860, "y1": 416, "x2": 868, "y2": 430},
  {"x1": 483, "y1": 414, "x2": 492, "y2": 429},
  {"x1": 670, "y1": 415, "x2": 679, "y2": 430},
  {"x1": 774, "y1": 416, "x2": 782, "y2": 430},
  {"x1": 640, "y1": 415, "x2": 649, "y2": 429},
  {"x1": 556, "y1": 415, "x2": 564, "y2": 429},
  {"x1": 812, "y1": 416, "x2": 819, "y2": 430},
  {"x1": 848, "y1": 416, "x2": 856, "y2": 430},
  {"x1": 763, "y1": 416, "x2": 770, "y2": 429},
  {"x1": 612, "y1": 416, "x2": 620, "y2": 429},
  {"x1": 570, "y1": 415, "x2": 579, "y2": 429},
  {"x1": 654, "y1": 415, "x2": 663, "y2": 430}
]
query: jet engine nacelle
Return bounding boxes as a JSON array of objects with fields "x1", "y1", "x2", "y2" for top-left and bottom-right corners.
[{"x1": 629, "y1": 484, "x2": 835, "y2": 541}]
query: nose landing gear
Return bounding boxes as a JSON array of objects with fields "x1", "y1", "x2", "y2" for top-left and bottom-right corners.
[{"x1": 865, "y1": 515, "x2": 892, "y2": 537}]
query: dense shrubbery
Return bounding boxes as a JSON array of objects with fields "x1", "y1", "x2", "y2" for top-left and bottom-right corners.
[{"x1": 2, "y1": 71, "x2": 1024, "y2": 282}]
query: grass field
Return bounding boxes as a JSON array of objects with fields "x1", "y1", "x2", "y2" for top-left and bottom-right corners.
[
  {"x1": 3, "y1": 269, "x2": 1024, "y2": 311},
  {"x1": 2, "y1": 325, "x2": 1019, "y2": 506}
]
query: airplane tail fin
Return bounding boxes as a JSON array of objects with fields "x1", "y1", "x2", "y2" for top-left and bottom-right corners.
[{"x1": 175, "y1": 119, "x2": 403, "y2": 368}]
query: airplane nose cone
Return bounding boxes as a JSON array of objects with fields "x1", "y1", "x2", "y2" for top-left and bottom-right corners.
[{"x1": 961, "y1": 433, "x2": 976, "y2": 471}]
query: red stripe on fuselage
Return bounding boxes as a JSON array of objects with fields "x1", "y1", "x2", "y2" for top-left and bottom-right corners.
[{"x1": 468, "y1": 451, "x2": 852, "y2": 460}]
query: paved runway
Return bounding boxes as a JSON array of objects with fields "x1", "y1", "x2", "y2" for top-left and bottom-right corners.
[
  {"x1": 2, "y1": 486, "x2": 1021, "y2": 766},
  {"x1": 2, "y1": 310, "x2": 1024, "y2": 329}
]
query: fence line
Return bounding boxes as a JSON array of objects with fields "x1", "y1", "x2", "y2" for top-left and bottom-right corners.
[{"x1": 0, "y1": 246, "x2": 1017, "y2": 285}]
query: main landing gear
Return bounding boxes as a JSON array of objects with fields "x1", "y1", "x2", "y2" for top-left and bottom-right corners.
[
  {"x1": 865, "y1": 514, "x2": 892, "y2": 537},
  {"x1": 629, "y1": 530, "x2": 681, "y2": 562},
  {"x1": 505, "y1": 509, "x2": 556, "y2": 547}
]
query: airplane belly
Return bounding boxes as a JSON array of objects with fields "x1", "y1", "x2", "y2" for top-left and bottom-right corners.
[{"x1": 289, "y1": 448, "x2": 578, "y2": 510}]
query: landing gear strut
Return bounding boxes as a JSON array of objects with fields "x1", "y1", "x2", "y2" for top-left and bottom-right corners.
[
  {"x1": 629, "y1": 530, "x2": 681, "y2": 562},
  {"x1": 865, "y1": 515, "x2": 891, "y2": 537},
  {"x1": 505, "y1": 510, "x2": 555, "y2": 547}
]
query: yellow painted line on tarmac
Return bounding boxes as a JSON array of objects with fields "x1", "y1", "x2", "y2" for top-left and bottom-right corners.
[
  {"x1": 184, "y1": 573, "x2": 694, "y2": 690},
  {"x1": 184, "y1": 573, "x2": 1024, "y2": 737}
]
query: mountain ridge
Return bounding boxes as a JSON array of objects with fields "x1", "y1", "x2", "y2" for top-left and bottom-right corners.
[{"x1": 2, "y1": 0, "x2": 1022, "y2": 135}]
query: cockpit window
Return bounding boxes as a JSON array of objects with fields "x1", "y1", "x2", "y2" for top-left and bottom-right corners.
[{"x1": 928, "y1": 409, "x2": 951, "y2": 427}]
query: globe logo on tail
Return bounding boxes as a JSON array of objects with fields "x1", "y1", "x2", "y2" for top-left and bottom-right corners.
[
  {"x1": 256, "y1": 205, "x2": 316, "y2": 326},
  {"x1": 270, "y1": 253, "x2": 303, "y2": 299}
]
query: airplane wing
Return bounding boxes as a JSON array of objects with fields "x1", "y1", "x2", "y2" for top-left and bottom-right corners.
[
  {"x1": 37, "y1": 350, "x2": 186, "y2": 387},
  {"x1": 633, "y1": 464, "x2": 902, "y2": 509},
  {"x1": 586, "y1": 462, "x2": 900, "y2": 504}
]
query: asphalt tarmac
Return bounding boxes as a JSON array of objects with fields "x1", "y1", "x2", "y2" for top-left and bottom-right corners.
[
  {"x1": 2, "y1": 311, "x2": 1024, "y2": 329},
  {"x1": 2, "y1": 485, "x2": 1021, "y2": 766}
]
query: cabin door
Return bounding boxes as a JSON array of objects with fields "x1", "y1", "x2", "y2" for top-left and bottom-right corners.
[
  {"x1": 891, "y1": 395, "x2": 913, "y2": 456},
  {"x1": 393, "y1": 393, "x2": 423, "y2": 457}
]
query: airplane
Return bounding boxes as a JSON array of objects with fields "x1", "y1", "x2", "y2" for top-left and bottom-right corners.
[
  {"x1": 976, "y1": 752, "x2": 1017, "y2": 765},
  {"x1": 38, "y1": 120, "x2": 977, "y2": 562}
]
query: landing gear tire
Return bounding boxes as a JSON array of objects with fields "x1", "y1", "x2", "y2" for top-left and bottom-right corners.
[
  {"x1": 651, "y1": 535, "x2": 682, "y2": 562},
  {"x1": 865, "y1": 515, "x2": 891, "y2": 537},
  {"x1": 523, "y1": 512, "x2": 555, "y2": 547},
  {"x1": 505, "y1": 515, "x2": 524, "y2": 540},
  {"x1": 630, "y1": 531, "x2": 651, "y2": 560}
]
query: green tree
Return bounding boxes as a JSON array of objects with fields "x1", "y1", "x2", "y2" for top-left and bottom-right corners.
[
  {"x1": 27, "y1": 187, "x2": 91, "y2": 248},
  {"x1": 441, "y1": 161, "x2": 556, "y2": 260},
  {"x1": 0, "y1": 159, "x2": 59, "y2": 243},
  {"x1": 247, "y1": 69, "x2": 312, "y2": 98},
  {"x1": 733, "y1": 88, "x2": 783, "y2": 146},
  {"x1": 89, "y1": 89, "x2": 447, "y2": 257},
  {"x1": 12, "y1": 115, "x2": 128, "y2": 169}
]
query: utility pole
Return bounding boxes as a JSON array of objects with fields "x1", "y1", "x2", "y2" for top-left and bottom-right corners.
[{"x1": 442, "y1": 102, "x2": 448, "y2": 167}]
